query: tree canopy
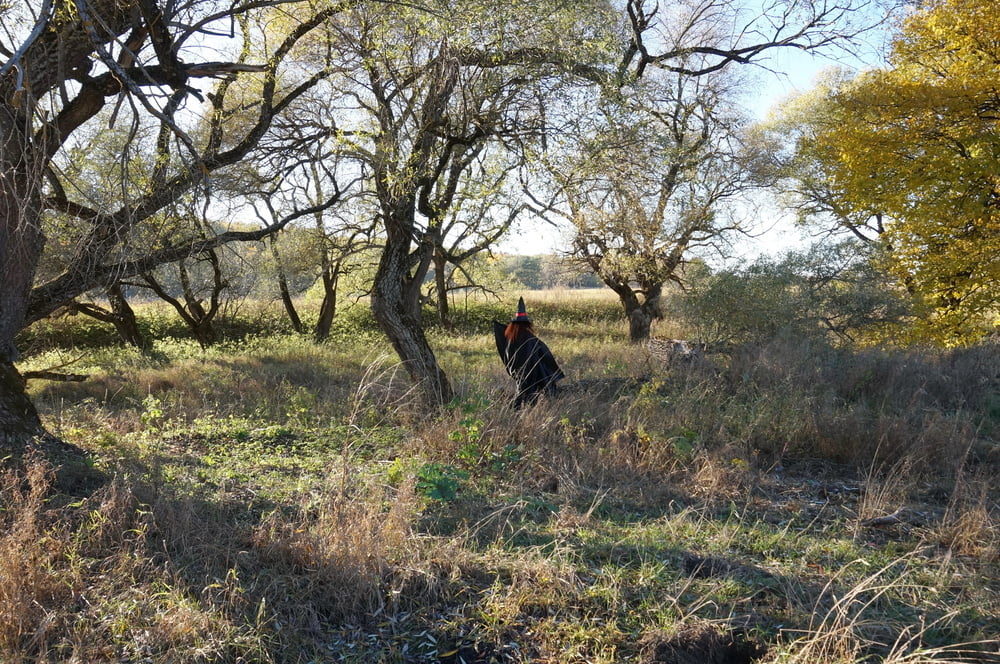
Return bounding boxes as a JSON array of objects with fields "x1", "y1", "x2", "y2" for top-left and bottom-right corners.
[
  {"x1": 769, "y1": 0, "x2": 1000, "y2": 342},
  {"x1": 532, "y1": 65, "x2": 759, "y2": 341}
]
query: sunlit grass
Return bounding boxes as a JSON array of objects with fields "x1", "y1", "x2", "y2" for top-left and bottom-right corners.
[{"x1": 4, "y1": 294, "x2": 999, "y2": 662}]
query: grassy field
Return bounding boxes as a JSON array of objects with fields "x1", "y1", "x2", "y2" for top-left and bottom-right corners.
[{"x1": 4, "y1": 292, "x2": 1000, "y2": 663}]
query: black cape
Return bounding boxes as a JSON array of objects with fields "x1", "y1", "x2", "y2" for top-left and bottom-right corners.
[{"x1": 493, "y1": 321, "x2": 565, "y2": 407}]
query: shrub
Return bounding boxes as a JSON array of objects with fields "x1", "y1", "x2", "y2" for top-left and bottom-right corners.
[{"x1": 673, "y1": 241, "x2": 912, "y2": 347}]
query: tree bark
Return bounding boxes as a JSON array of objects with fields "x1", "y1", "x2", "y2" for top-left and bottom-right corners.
[
  {"x1": 628, "y1": 304, "x2": 655, "y2": 342},
  {"x1": 604, "y1": 281, "x2": 662, "y2": 343},
  {"x1": 0, "y1": 114, "x2": 44, "y2": 365},
  {"x1": 66, "y1": 282, "x2": 145, "y2": 349},
  {"x1": 0, "y1": 362, "x2": 48, "y2": 453},
  {"x1": 313, "y1": 233, "x2": 338, "y2": 341},
  {"x1": 0, "y1": 109, "x2": 49, "y2": 447},
  {"x1": 433, "y1": 248, "x2": 452, "y2": 327},
  {"x1": 270, "y1": 238, "x2": 303, "y2": 333},
  {"x1": 371, "y1": 224, "x2": 453, "y2": 407},
  {"x1": 627, "y1": 287, "x2": 664, "y2": 342},
  {"x1": 106, "y1": 283, "x2": 145, "y2": 349},
  {"x1": 313, "y1": 272, "x2": 338, "y2": 341}
]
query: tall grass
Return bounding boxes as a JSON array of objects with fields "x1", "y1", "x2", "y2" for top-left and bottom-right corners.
[{"x1": 4, "y1": 296, "x2": 998, "y2": 662}]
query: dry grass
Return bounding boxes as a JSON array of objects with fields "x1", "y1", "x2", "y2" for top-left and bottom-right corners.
[
  {"x1": 0, "y1": 458, "x2": 264, "y2": 663},
  {"x1": 927, "y1": 470, "x2": 999, "y2": 559},
  {"x1": 6, "y1": 297, "x2": 1000, "y2": 662},
  {"x1": 853, "y1": 454, "x2": 914, "y2": 536},
  {"x1": 248, "y1": 476, "x2": 425, "y2": 625},
  {"x1": 779, "y1": 553, "x2": 998, "y2": 664},
  {"x1": 0, "y1": 458, "x2": 72, "y2": 658}
]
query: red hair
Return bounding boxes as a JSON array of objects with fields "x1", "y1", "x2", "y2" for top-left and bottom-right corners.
[{"x1": 504, "y1": 322, "x2": 534, "y2": 343}]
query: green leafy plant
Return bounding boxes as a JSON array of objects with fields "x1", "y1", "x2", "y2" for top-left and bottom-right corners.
[
  {"x1": 140, "y1": 395, "x2": 165, "y2": 429},
  {"x1": 668, "y1": 427, "x2": 699, "y2": 459},
  {"x1": 415, "y1": 463, "x2": 468, "y2": 502}
]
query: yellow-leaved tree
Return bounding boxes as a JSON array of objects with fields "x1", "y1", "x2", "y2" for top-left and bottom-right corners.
[{"x1": 772, "y1": 0, "x2": 1000, "y2": 343}]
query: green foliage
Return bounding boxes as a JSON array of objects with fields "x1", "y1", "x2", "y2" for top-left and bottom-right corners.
[
  {"x1": 504, "y1": 254, "x2": 544, "y2": 289},
  {"x1": 667, "y1": 427, "x2": 699, "y2": 460},
  {"x1": 447, "y1": 394, "x2": 523, "y2": 473},
  {"x1": 140, "y1": 395, "x2": 165, "y2": 429},
  {"x1": 415, "y1": 462, "x2": 469, "y2": 502},
  {"x1": 389, "y1": 457, "x2": 469, "y2": 502}
]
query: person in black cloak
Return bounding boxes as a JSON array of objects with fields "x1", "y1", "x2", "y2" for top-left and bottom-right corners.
[{"x1": 493, "y1": 297, "x2": 565, "y2": 408}]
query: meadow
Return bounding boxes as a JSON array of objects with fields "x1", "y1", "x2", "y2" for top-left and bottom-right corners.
[{"x1": 3, "y1": 290, "x2": 999, "y2": 664}]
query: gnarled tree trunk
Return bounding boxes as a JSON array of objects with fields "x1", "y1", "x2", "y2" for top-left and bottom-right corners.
[
  {"x1": 314, "y1": 275, "x2": 337, "y2": 341},
  {"x1": 606, "y1": 282, "x2": 663, "y2": 343},
  {"x1": 66, "y1": 282, "x2": 146, "y2": 349},
  {"x1": 627, "y1": 302, "x2": 658, "y2": 342},
  {"x1": 371, "y1": 220, "x2": 453, "y2": 407},
  {"x1": 106, "y1": 283, "x2": 145, "y2": 348},
  {"x1": 0, "y1": 105, "x2": 48, "y2": 447}
]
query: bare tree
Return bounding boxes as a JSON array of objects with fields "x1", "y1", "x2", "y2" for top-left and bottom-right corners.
[
  {"x1": 531, "y1": 68, "x2": 760, "y2": 341},
  {"x1": 614, "y1": 0, "x2": 888, "y2": 84},
  {"x1": 426, "y1": 152, "x2": 526, "y2": 327},
  {"x1": 240, "y1": 98, "x2": 373, "y2": 341},
  {"x1": 140, "y1": 248, "x2": 227, "y2": 348}
]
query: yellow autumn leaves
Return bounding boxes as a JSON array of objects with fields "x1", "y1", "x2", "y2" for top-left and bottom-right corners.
[{"x1": 775, "y1": 0, "x2": 1000, "y2": 342}]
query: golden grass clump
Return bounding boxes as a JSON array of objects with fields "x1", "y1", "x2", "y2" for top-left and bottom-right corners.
[
  {"x1": 0, "y1": 458, "x2": 260, "y2": 663},
  {"x1": 247, "y1": 475, "x2": 430, "y2": 625},
  {"x1": 0, "y1": 458, "x2": 72, "y2": 657},
  {"x1": 927, "y1": 472, "x2": 999, "y2": 559}
]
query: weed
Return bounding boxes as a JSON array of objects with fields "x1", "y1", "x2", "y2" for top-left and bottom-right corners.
[{"x1": 415, "y1": 463, "x2": 469, "y2": 502}]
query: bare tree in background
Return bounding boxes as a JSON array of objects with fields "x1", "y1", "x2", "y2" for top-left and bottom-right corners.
[
  {"x1": 426, "y1": 152, "x2": 526, "y2": 327},
  {"x1": 535, "y1": 68, "x2": 761, "y2": 342}
]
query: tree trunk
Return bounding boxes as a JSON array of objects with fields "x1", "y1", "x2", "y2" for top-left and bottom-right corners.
[
  {"x1": 142, "y1": 253, "x2": 223, "y2": 348},
  {"x1": 433, "y1": 248, "x2": 452, "y2": 327},
  {"x1": 270, "y1": 238, "x2": 303, "y2": 333},
  {"x1": 0, "y1": 362, "x2": 48, "y2": 452},
  {"x1": 604, "y1": 283, "x2": 649, "y2": 343},
  {"x1": 604, "y1": 279, "x2": 663, "y2": 343},
  {"x1": 627, "y1": 289, "x2": 663, "y2": 343},
  {"x1": 0, "y1": 119, "x2": 52, "y2": 448},
  {"x1": 66, "y1": 286, "x2": 146, "y2": 350},
  {"x1": 628, "y1": 306, "x2": 655, "y2": 342},
  {"x1": 371, "y1": 227, "x2": 453, "y2": 407},
  {"x1": 313, "y1": 270, "x2": 337, "y2": 341},
  {"x1": 106, "y1": 282, "x2": 146, "y2": 348}
]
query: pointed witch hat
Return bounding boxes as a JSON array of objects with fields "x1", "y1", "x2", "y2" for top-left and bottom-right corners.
[{"x1": 510, "y1": 296, "x2": 532, "y2": 323}]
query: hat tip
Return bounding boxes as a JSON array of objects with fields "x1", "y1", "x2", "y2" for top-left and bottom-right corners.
[{"x1": 512, "y1": 296, "x2": 531, "y2": 322}]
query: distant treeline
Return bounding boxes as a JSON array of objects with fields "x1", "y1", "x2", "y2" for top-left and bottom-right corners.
[{"x1": 499, "y1": 254, "x2": 603, "y2": 290}]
